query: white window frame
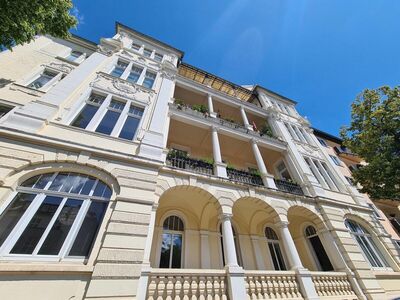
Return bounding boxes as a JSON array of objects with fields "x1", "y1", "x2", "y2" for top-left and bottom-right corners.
[
  {"x1": 25, "y1": 68, "x2": 63, "y2": 92},
  {"x1": 65, "y1": 50, "x2": 86, "y2": 64},
  {"x1": 330, "y1": 155, "x2": 341, "y2": 166},
  {"x1": 0, "y1": 172, "x2": 111, "y2": 262},
  {"x1": 68, "y1": 89, "x2": 146, "y2": 142},
  {"x1": 264, "y1": 226, "x2": 287, "y2": 271},
  {"x1": 317, "y1": 137, "x2": 328, "y2": 147},
  {"x1": 274, "y1": 160, "x2": 292, "y2": 181},
  {"x1": 368, "y1": 203, "x2": 383, "y2": 220}
]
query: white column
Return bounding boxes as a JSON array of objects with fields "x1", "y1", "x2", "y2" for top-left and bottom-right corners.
[
  {"x1": 277, "y1": 221, "x2": 303, "y2": 270},
  {"x1": 207, "y1": 94, "x2": 217, "y2": 118},
  {"x1": 200, "y1": 230, "x2": 211, "y2": 269},
  {"x1": 211, "y1": 126, "x2": 227, "y2": 178},
  {"x1": 240, "y1": 106, "x2": 253, "y2": 130},
  {"x1": 251, "y1": 235, "x2": 266, "y2": 270},
  {"x1": 136, "y1": 203, "x2": 158, "y2": 300},
  {"x1": 251, "y1": 139, "x2": 277, "y2": 188}
]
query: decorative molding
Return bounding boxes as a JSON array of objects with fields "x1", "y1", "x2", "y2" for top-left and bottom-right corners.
[
  {"x1": 9, "y1": 83, "x2": 45, "y2": 97},
  {"x1": 295, "y1": 141, "x2": 323, "y2": 159},
  {"x1": 46, "y1": 62, "x2": 74, "y2": 74},
  {"x1": 160, "y1": 69, "x2": 176, "y2": 81},
  {"x1": 90, "y1": 72, "x2": 154, "y2": 103},
  {"x1": 97, "y1": 38, "x2": 123, "y2": 56}
]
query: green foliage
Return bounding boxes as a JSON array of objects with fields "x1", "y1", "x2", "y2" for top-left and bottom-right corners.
[
  {"x1": 260, "y1": 123, "x2": 273, "y2": 137},
  {"x1": 0, "y1": 0, "x2": 77, "y2": 50},
  {"x1": 174, "y1": 99, "x2": 184, "y2": 106},
  {"x1": 191, "y1": 104, "x2": 208, "y2": 114},
  {"x1": 340, "y1": 86, "x2": 400, "y2": 200},
  {"x1": 167, "y1": 149, "x2": 188, "y2": 159},
  {"x1": 200, "y1": 157, "x2": 214, "y2": 165}
]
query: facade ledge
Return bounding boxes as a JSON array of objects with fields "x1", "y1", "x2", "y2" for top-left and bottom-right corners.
[
  {"x1": 0, "y1": 262, "x2": 93, "y2": 274},
  {"x1": 9, "y1": 83, "x2": 46, "y2": 97},
  {"x1": 55, "y1": 55, "x2": 80, "y2": 67}
]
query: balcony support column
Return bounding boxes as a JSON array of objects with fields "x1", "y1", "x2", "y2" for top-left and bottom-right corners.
[
  {"x1": 211, "y1": 126, "x2": 227, "y2": 178},
  {"x1": 277, "y1": 221, "x2": 319, "y2": 300},
  {"x1": 220, "y1": 212, "x2": 247, "y2": 300},
  {"x1": 207, "y1": 94, "x2": 217, "y2": 118},
  {"x1": 250, "y1": 139, "x2": 277, "y2": 189},
  {"x1": 240, "y1": 106, "x2": 253, "y2": 130}
]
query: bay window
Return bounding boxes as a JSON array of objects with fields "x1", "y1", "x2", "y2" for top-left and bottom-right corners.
[{"x1": 0, "y1": 172, "x2": 111, "y2": 260}]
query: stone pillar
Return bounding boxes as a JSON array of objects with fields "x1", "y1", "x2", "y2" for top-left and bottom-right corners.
[
  {"x1": 250, "y1": 139, "x2": 277, "y2": 188},
  {"x1": 211, "y1": 126, "x2": 227, "y2": 178},
  {"x1": 207, "y1": 94, "x2": 217, "y2": 118},
  {"x1": 220, "y1": 213, "x2": 247, "y2": 300},
  {"x1": 200, "y1": 230, "x2": 211, "y2": 269},
  {"x1": 240, "y1": 106, "x2": 253, "y2": 130},
  {"x1": 136, "y1": 203, "x2": 158, "y2": 300},
  {"x1": 250, "y1": 235, "x2": 266, "y2": 270}
]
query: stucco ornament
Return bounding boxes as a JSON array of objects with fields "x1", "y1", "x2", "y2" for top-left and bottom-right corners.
[
  {"x1": 47, "y1": 62, "x2": 74, "y2": 74},
  {"x1": 295, "y1": 141, "x2": 323, "y2": 159},
  {"x1": 97, "y1": 38, "x2": 123, "y2": 56}
]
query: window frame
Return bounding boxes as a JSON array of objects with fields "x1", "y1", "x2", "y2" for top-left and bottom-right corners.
[
  {"x1": 0, "y1": 172, "x2": 111, "y2": 262},
  {"x1": 26, "y1": 68, "x2": 63, "y2": 92},
  {"x1": 329, "y1": 155, "x2": 342, "y2": 166},
  {"x1": 304, "y1": 225, "x2": 334, "y2": 271},
  {"x1": 264, "y1": 226, "x2": 287, "y2": 271},
  {"x1": 65, "y1": 50, "x2": 86, "y2": 64},
  {"x1": 159, "y1": 215, "x2": 185, "y2": 269},
  {"x1": 317, "y1": 137, "x2": 328, "y2": 147},
  {"x1": 0, "y1": 103, "x2": 15, "y2": 120},
  {"x1": 69, "y1": 89, "x2": 146, "y2": 142}
]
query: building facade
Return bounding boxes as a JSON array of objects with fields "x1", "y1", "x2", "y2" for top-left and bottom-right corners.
[{"x1": 0, "y1": 23, "x2": 399, "y2": 300}]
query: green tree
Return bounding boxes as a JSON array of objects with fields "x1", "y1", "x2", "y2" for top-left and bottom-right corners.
[
  {"x1": 340, "y1": 86, "x2": 400, "y2": 200},
  {"x1": 0, "y1": 0, "x2": 77, "y2": 50}
]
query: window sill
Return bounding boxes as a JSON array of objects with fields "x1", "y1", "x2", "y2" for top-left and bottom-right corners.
[
  {"x1": 99, "y1": 71, "x2": 155, "y2": 94},
  {"x1": 0, "y1": 262, "x2": 93, "y2": 274},
  {"x1": 55, "y1": 56, "x2": 80, "y2": 66},
  {"x1": 9, "y1": 83, "x2": 46, "y2": 97}
]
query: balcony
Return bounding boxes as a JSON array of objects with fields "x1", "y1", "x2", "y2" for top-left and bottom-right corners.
[
  {"x1": 170, "y1": 101, "x2": 277, "y2": 143},
  {"x1": 166, "y1": 151, "x2": 213, "y2": 176},
  {"x1": 227, "y1": 167, "x2": 263, "y2": 186},
  {"x1": 274, "y1": 179, "x2": 304, "y2": 196}
]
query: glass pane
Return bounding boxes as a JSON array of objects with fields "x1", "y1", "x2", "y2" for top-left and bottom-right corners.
[
  {"x1": 11, "y1": 196, "x2": 63, "y2": 254},
  {"x1": 159, "y1": 233, "x2": 172, "y2": 268},
  {"x1": 119, "y1": 116, "x2": 140, "y2": 140},
  {"x1": 143, "y1": 72, "x2": 156, "y2": 89},
  {"x1": 38, "y1": 199, "x2": 83, "y2": 255},
  {"x1": 93, "y1": 182, "x2": 112, "y2": 199},
  {"x1": 48, "y1": 173, "x2": 69, "y2": 192},
  {"x1": 310, "y1": 236, "x2": 334, "y2": 271},
  {"x1": 356, "y1": 235, "x2": 379, "y2": 267},
  {"x1": 365, "y1": 236, "x2": 387, "y2": 267},
  {"x1": 70, "y1": 175, "x2": 88, "y2": 194},
  {"x1": 59, "y1": 173, "x2": 77, "y2": 193},
  {"x1": 274, "y1": 244, "x2": 287, "y2": 270},
  {"x1": 80, "y1": 177, "x2": 96, "y2": 195},
  {"x1": 269, "y1": 243, "x2": 280, "y2": 270},
  {"x1": 171, "y1": 234, "x2": 182, "y2": 268},
  {"x1": 126, "y1": 66, "x2": 143, "y2": 83},
  {"x1": 95, "y1": 110, "x2": 121, "y2": 135},
  {"x1": 68, "y1": 201, "x2": 107, "y2": 257},
  {"x1": 34, "y1": 173, "x2": 54, "y2": 189},
  {"x1": 72, "y1": 104, "x2": 99, "y2": 129},
  {"x1": 0, "y1": 193, "x2": 36, "y2": 247},
  {"x1": 29, "y1": 71, "x2": 56, "y2": 89},
  {"x1": 21, "y1": 175, "x2": 40, "y2": 188},
  {"x1": 143, "y1": 49, "x2": 152, "y2": 57}
]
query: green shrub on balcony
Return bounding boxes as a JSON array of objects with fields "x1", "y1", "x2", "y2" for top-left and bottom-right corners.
[
  {"x1": 260, "y1": 123, "x2": 274, "y2": 137},
  {"x1": 167, "y1": 149, "x2": 188, "y2": 159},
  {"x1": 192, "y1": 104, "x2": 208, "y2": 114}
]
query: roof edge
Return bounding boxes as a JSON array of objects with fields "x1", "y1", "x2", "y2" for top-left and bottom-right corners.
[
  {"x1": 254, "y1": 85, "x2": 297, "y2": 105},
  {"x1": 115, "y1": 22, "x2": 184, "y2": 58},
  {"x1": 312, "y1": 127, "x2": 343, "y2": 144},
  {"x1": 68, "y1": 33, "x2": 98, "y2": 51}
]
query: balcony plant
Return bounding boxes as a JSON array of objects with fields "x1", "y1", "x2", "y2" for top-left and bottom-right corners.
[
  {"x1": 260, "y1": 123, "x2": 274, "y2": 138},
  {"x1": 174, "y1": 99, "x2": 185, "y2": 110},
  {"x1": 191, "y1": 104, "x2": 208, "y2": 114}
]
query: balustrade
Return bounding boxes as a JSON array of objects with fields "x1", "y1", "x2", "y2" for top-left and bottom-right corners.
[
  {"x1": 244, "y1": 271, "x2": 303, "y2": 299},
  {"x1": 146, "y1": 269, "x2": 228, "y2": 300},
  {"x1": 311, "y1": 272, "x2": 356, "y2": 299},
  {"x1": 227, "y1": 168, "x2": 264, "y2": 186},
  {"x1": 274, "y1": 179, "x2": 304, "y2": 195},
  {"x1": 166, "y1": 154, "x2": 214, "y2": 176}
]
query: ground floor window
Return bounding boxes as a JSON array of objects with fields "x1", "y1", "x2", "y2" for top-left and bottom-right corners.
[
  {"x1": 159, "y1": 215, "x2": 184, "y2": 268},
  {"x1": 305, "y1": 225, "x2": 334, "y2": 271},
  {"x1": 265, "y1": 227, "x2": 286, "y2": 270}
]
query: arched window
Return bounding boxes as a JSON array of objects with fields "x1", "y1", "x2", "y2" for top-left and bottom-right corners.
[
  {"x1": 265, "y1": 227, "x2": 286, "y2": 270},
  {"x1": 0, "y1": 172, "x2": 111, "y2": 259},
  {"x1": 305, "y1": 225, "x2": 334, "y2": 271},
  {"x1": 219, "y1": 224, "x2": 242, "y2": 267},
  {"x1": 160, "y1": 215, "x2": 184, "y2": 268},
  {"x1": 345, "y1": 219, "x2": 389, "y2": 268}
]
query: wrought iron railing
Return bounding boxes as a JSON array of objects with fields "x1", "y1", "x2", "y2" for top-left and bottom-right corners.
[
  {"x1": 166, "y1": 156, "x2": 214, "y2": 176},
  {"x1": 274, "y1": 179, "x2": 304, "y2": 195},
  {"x1": 227, "y1": 168, "x2": 264, "y2": 186}
]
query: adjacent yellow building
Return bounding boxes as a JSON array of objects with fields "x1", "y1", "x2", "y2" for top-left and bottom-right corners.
[{"x1": 0, "y1": 23, "x2": 398, "y2": 300}]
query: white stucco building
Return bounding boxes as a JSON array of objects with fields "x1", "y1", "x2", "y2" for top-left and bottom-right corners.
[{"x1": 0, "y1": 23, "x2": 399, "y2": 300}]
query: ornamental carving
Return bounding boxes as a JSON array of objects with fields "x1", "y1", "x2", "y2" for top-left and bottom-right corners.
[
  {"x1": 90, "y1": 72, "x2": 154, "y2": 104},
  {"x1": 160, "y1": 69, "x2": 176, "y2": 81},
  {"x1": 47, "y1": 62, "x2": 74, "y2": 74},
  {"x1": 295, "y1": 141, "x2": 323, "y2": 159}
]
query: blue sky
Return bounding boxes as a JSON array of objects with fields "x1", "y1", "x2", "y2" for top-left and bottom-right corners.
[{"x1": 71, "y1": 0, "x2": 400, "y2": 136}]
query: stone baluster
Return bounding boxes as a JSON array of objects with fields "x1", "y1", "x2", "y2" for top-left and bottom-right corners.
[
  {"x1": 259, "y1": 276, "x2": 268, "y2": 299},
  {"x1": 213, "y1": 276, "x2": 221, "y2": 300},
  {"x1": 157, "y1": 276, "x2": 166, "y2": 300},
  {"x1": 255, "y1": 276, "x2": 263, "y2": 299},
  {"x1": 220, "y1": 277, "x2": 228, "y2": 300},
  {"x1": 182, "y1": 276, "x2": 190, "y2": 300},
  {"x1": 148, "y1": 277, "x2": 157, "y2": 300},
  {"x1": 166, "y1": 276, "x2": 174, "y2": 300},
  {"x1": 174, "y1": 276, "x2": 182, "y2": 300},
  {"x1": 198, "y1": 276, "x2": 206, "y2": 300},
  {"x1": 265, "y1": 276, "x2": 274, "y2": 298},
  {"x1": 249, "y1": 276, "x2": 257, "y2": 300},
  {"x1": 190, "y1": 276, "x2": 198, "y2": 300},
  {"x1": 293, "y1": 275, "x2": 302, "y2": 298},
  {"x1": 206, "y1": 276, "x2": 213, "y2": 300}
]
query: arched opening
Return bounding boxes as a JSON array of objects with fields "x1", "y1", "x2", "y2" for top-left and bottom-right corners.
[
  {"x1": 232, "y1": 197, "x2": 283, "y2": 270},
  {"x1": 345, "y1": 219, "x2": 389, "y2": 268},
  {"x1": 0, "y1": 171, "x2": 112, "y2": 260},
  {"x1": 151, "y1": 186, "x2": 221, "y2": 269},
  {"x1": 287, "y1": 206, "x2": 334, "y2": 271},
  {"x1": 304, "y1": 225, "x2": 334, "y2": 271}
]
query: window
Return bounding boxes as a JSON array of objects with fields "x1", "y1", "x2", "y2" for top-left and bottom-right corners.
[
  {"x1": 111, "y1": 60, "x2": 128, "y2": 78},
  {"x1": 389, "y1": 217, "x2": 400, "y2": 235},
  {"x1": 345, "y1": 219, "x2": 389, "y2": 268},
  {"x1": 131, "y1": 43, "x2": 141, "y2": 51},
  {"x1": 276, "y1": 161, "x2": 291, "y2": 180},
  {"x1": 126, "y1": 66, "x2": 143, "y2": 84},
  {"x1": 320, "y1": 162, "x2": 339, "y2": 190},
  {"x1": 159, "y1": 215, "x2": 184, "y2": 268},
  {"x1": 143, "y1": 48, "x2": 152, "y2": 57},
  {"x1": 344, "y1": 176, "x2": 354, "y2": 186},
  {"x1": 330, "y1": 155, "x2": 341, "y2": 166},
  {"x1": 0, "y1": 104, "x2": 13, "y2": 119},
  {"x1": 28, "y1": 70, "x2": 58, "y2": 89},
  {"x1": 154, "y1": 53, "x2": 163, "y2": 62},
  {"x1": 317, "y1": 137, "x2": 328, "y2": 147},
  {"x1": 220, "y1": 224, "x2": 242, "y2": 267},
  {"x1": 265, "y1": 227, "x2": 286, "y2": 270},
  {"x1": 66, "y1": 51, "x2": 83, "y2": 62},
  {"x1": 142, "y1": 71, "x2": 156, "y2": 89},
  {"x1": 0, "y1": 172, "x2": 111, "y2": 259},
  {"x1": 368, "y1": 204, "x2": 382, "y2": 219},
  {"x1": 305, "y1": 226, "x2": 334, "y2": 271},
  {"x1": 72, "y1": 93, "x2": 106, "y2": 129},
  {"x1": 71, "y1": 92, "x2": 144, "y2": 141}
]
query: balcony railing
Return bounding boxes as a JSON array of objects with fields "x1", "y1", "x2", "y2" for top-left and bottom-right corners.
[
  {"x1": 166, "y1": 155, "x2": 214, "y2": 176},
  {"x1": 227, "y1": 168, "x2": 264, "y2": 186},
  {"x1": 311, "y1": 272, "x2": 356, "y2": 299},
  {"x1": 170, "y1": 102, "x2": 277, "y2": 142},
  {"x1": 274, "y1": 179, "x2": 304, "y2": 196}
]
